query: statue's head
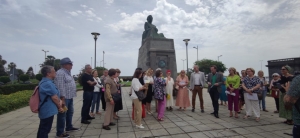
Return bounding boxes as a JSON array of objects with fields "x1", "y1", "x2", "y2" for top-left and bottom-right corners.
[{"x1": 147, "y1": 15, "x2": 153, "y2": 23}]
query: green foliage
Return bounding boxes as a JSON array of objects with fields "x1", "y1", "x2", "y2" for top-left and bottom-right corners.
[
  {"x1": 19, "y1": 74, "x2": 30, "y2": 82},
  {"x1": 40, "y1": 55, "x2": 61, "y2": 71},
  {"x1": 0, "y1": 55, "x2": 7, "y2": 77},
  {"x1": 16, "y1": 69, "x2": 25, "y2": 82},
  {"x1": 7, "y1": 62, "x2": 16, "y2": 70},
  {"x1": 94, "y1": 66, "x2": 108, "y2": 77},
  {"x1": 26, "y1": 66, "x2": 35, "y2": 79},
  {"x1": 195, "y1": 59, "x2": 227, "y2": 74},
  {"x1": 0, "y1": 76, "x2": 10, "y2": 84},
  {"x1": 35, "y1": 74, "x2": 43, "y2": 81},
  {"x1": 0, "y1": 90, "x2": 32, "y2": 115},
  {"x1": 0, "y1": 84, "x2": 37, "y2": 95}
]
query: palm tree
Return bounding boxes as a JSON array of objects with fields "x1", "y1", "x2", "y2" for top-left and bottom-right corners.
[{"x1": 8, "y1": 62, "x2": 16, "y2": 70}]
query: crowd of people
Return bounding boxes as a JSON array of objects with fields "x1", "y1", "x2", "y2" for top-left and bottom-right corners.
[{"x1": 36, "y1": 57, "x2": 300, "y2": 138}]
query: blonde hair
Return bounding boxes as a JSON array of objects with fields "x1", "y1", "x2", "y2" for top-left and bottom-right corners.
[
  {"x1": 91, "y1": 69, "x2": 97, "y2": 75},
  {"x1": 228, "y1": 67, "x2": 237, "y2": 75},
  {"x1": 146, "y1": 68, "x2": 153, "y2": 76},
  {"x1": 258, "y1": 70, "x2": 264, "y2": 77},
  {"x1": 246, "y1": 68, "x2": 255, "y2": 74}
]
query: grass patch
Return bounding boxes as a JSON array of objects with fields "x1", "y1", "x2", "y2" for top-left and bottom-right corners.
[
  {"x1": 0, "y1": 90, "x2": 32, "y2": 115},
  {"x1": 121, "y1": 81, "x2": 131, "y2": 87}
]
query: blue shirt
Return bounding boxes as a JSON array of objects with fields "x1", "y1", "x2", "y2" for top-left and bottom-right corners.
[
  {"x1": 286, "y1": 75, "x2": 300, "y2": 125},
  {"x1": 38, "y1": 77, "x2": 60, "y2": 119}
]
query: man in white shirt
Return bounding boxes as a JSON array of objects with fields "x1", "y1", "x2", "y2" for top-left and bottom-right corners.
[{"x1": 189, "y1": 65, "x2": 206, "y2": 113}]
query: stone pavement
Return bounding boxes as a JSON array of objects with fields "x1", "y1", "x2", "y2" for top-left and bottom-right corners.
[{"x1": 0, "y1": 87, "x2": 293, "y2": 138}]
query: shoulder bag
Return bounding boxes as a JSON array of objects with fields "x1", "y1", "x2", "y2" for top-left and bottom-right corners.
[{"x1": 135, "y1": 90, "x2": 146, "y2": 101}]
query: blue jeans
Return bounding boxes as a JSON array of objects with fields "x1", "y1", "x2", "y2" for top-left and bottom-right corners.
[
  {"x1": 37, "y1": 116, "x2": 54, "y2": 138},
  {"x1": 259, "y1": 90, "x2": 267, "y2": 110},
  {"x1": 81, "y1": 91, "x2": 93, "y2": 121},
  {"x1": 56, "y1": 99, "x2": 74, "y2": 136},
  {"x1": 294, "y1": 124, "x2": 300, "y2": 138},
  {"x1": 91, "y1": 92, "x2": 102, "y2": 113}
]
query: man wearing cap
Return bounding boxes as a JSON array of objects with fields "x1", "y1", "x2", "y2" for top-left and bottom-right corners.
[
  {"x1": 189, "y1": 65, "x2": 206, "y2": 113},
  {"x1": 54, "y1": 57, "x2": 79, "y2": 138}
]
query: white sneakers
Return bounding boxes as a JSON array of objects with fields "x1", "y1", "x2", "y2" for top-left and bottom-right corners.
[{"x1": 136, "y1": 124, "x2": 144, "y2": 129}]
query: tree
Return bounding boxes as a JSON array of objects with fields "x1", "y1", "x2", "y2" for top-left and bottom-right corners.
[
  {"x1": 40, "y1": 55, "x2": 61, "y2": 71},
  {"x1": 16, "y1": 69, "x2": 24, "y2": 82},
  {"x1": 7, "y1": 62, "x2": 16, "y2": 70},
  {"x1": 0, "y1": 55, "x2": 8, "y2": 76},
  {"x1": 94, "y1": 66, "x2": 108, "y2": 77},
  {"x1": 26, "y1": 66, "x2": 35, "y2": 79},
  {"x1": 194, "y1": 59, "x2": 227, "y2": 75},
  {"x1": 19, "y1": 74, "x2": 30, "y2": 83},
  {"x1": 35, "y1": 74, "x2": 43, "y2": 81},
  {"x1": 0, "y1": 76, "x2": 10, "y2": 84}
]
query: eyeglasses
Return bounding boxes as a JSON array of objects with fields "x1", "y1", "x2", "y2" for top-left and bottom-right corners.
[{"x1": 281, "y1": 69, "x2": 286, "y2": 70}]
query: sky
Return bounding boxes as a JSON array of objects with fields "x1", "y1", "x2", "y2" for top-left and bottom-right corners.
[{"x1": 1, "y1": 0, "x2": 300, "y2": 76}]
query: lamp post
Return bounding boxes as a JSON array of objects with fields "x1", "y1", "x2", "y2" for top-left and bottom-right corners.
[
  {"x1": 100, "y1": 60, "x2": 103, "y2": 67},
  {"x1": 91, "y1": 32, "x2": 100, "y2": 69},
  {"x1": 183, "y1": 39, "x2": 190, "y2": 73},
  {"x1": 103, "y1": 51, "x2": 105, "y2": 68},
  {"x1": 181, "y1": 59, "x2": 186, "y2": 70},
  {"x1": 193, "y1": 45, "x2": 198, "y2": 61},
  {"x1": 260, "y1": 60, "x2": 263, "y2": 70},
  {"x1": 42, "y1": 49, "x2": 49, "y2": 61},
  {"x1": 218, "y1": 55, "x2": 222, "y2": 61}
]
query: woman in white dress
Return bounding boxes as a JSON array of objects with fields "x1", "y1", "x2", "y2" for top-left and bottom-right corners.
[{"x1": 165, "y1": 70, "x2": 174, "y2": 111}]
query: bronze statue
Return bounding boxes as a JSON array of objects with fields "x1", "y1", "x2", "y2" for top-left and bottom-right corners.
[{"x1": 142, "y1": 15, "x2": 165, "y2": 42}]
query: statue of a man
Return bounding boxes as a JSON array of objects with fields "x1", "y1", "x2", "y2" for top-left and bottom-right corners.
[{"x1": 142, "y1": 15, "x2": 165, "y2": 42}]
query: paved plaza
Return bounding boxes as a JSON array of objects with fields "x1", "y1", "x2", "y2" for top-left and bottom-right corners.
[{"x1": 0, "y1": 87, "x2": 294, "y2": 138}]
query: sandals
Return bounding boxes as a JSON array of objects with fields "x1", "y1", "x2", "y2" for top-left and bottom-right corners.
[
  {"x1": 243, "y1": 115, "x2": 249, "y2": 119},
  {"x1": 90, "y1": 112, "x2": 95, "y2": 117},
  {"x1": 157, "y1": 118, "x2": 164, "y2": 121},
  {"x1": 256, "y1": 117, "x2": 260, "y2": 122},
  {"x1": 96, "y1": 112, "x2": 101, "y2": 115},
  {"x1": 229, "y1": 112, "x2": 233, "y2": 117}
]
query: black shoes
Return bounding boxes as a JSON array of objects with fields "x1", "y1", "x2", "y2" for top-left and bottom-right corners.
[
  {"x1": 201, "y1": 109, "x2": 204, "y2": 113},
  {"x1": 103, "y1": 126, "x2": 111, "y2": 130},
  {"x1": 87, "y1": 116, "x2": 95, "y2": 120},
  {"x1": 81, "y1": 120, "x2": 91, "y2": 124},
  {"x1": 65, "y1": 127, "x2": 80, "y2": 132},
  {"x1": 214, "y1": 113, "x2": 219, "y2": 118},
  {"x1": 192, "y1": 109, "x2": 195, "y2": 112},
  {"x1": 109, "y1": 122, "x2": 116, "y2": 126},
  {"x1": 210, "y1": 112, "x2": 215, "y2": 115}
]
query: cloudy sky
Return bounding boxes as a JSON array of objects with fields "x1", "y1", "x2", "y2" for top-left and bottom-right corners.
[{"x1": 1, "y1": 0, "x2": 300, "y2": 76}]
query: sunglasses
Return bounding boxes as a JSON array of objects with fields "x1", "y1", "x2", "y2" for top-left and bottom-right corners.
[{"x1": 281, "y1": 69, "x2": 286, "y2": 70}]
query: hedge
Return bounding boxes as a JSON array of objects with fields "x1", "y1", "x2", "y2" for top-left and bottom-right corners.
[
  {"x1": 0, "y1": 90, "x2": 32, "y2": 115},
  {"x1": 0, "y1": 84, "x2": 37, "y2": 95}
]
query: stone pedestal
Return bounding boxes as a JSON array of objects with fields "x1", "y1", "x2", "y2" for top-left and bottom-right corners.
[{"x1": 138, "y1": 38, "x2": 177, "y2": 79}]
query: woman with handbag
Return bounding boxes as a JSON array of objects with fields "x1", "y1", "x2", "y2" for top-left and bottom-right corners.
[
  {"x1": 242, "y1": 68, "x2": 262, "y2": 122},
  {"x1": 165, "y1": 70, "x2": 174, "y2": 111},
  {"x1": 131, "y1": 69, "x2": 146, "y2": 128},
  {"x1": 143, "y1": 68, "x2": 154, "y2": 114},
  {"x1": 258, "y1": 70, "x2": 269, "y2": 112},
  {"x1": 269, "y1": 73, "x2": 280, "y2": 113},
  {"x1": 90, "y1": 70, "x2": 103, "y2": 117},
  {"x1": 154, "y1": 70, "x2": 166, "y2": 121},
  {"x1": 102, "y1": 69, "x2": 119, "y2": 130},
  {"x1": 279, "y1": 65, "x2": 294, "y2": 125},
  {"x1": 113, "y1": 69, "x2": 123, "y2": 120}
]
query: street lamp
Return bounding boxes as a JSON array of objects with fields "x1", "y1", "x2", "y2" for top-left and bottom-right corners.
[
  {"x1": 181, "y1": 59, "x2": 186, "y2": 70},
  {"x1": 100, "y1": 60, "x2": 103, "y2": 67},
  {"x1": 193, "y1": 45, "x2": 198, "y2": 61},
  {"x1": 260, "y1": 60, "x2": 263, "y2": 70},
  {"x1": 218, "y1": 55, "x2": 222, "y2": 61},
  {"x1": 103, "y1": 51, "x2": 105, "y2": 68},
  {"x1": 183, "y1": 39, "x2": 190, "y2": 73},
  {"x1": 42, "y1": 49, "x2": 49, "y2": 61},
  {"x1": 91, "y1": 32, "x2": 100, "y2": 69}
]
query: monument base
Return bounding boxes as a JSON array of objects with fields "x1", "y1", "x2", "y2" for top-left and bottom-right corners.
[{"x1": 138, "y1": 37, "x2": 177, "y2": 79}]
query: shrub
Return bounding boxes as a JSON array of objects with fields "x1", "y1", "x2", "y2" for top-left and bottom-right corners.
[
  {"x1": 35, "y1": 74, "x2": 42, "y2": 81},
  {"x1": 0, "y1": 76, "x2": 10, "y2": 84},
  {"x1": 0, "y1": 84, "x2": 37, "y2": 95},
  {"x1": 0, "y1": 90, "x2": 32, "y2": 115},
  {"x1": 19, "y1": 74, "x2": 30, "y2": 83}
]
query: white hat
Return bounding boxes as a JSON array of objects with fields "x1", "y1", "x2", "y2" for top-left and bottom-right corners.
[
  {"x1": 272, "y1": 73, "x2": 280, "y2": 76},
  {"x1": 156, "y1": 68, "x2": 161, "y2": 71}
]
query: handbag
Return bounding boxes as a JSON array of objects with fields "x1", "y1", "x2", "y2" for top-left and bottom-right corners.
[
  {"x1": 257, "y1": 91, "x2": 263, "y2": 100},
  {"x1": 112, "y1": 93, "x2": 121, "y2": 102},
  {"x1": 135, "y1": 90, "x2": 146, "y2": 101}
]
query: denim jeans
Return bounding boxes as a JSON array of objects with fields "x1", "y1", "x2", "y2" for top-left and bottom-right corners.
[
  {"x1": 56, "y1": 99, "x2": 74, "y2": 136},
  {"x1": 81, "y1": 91, "x2": 93, "y2": 121},
  {"x1": 37, "y1": 116, "x2": 54, "y2": 138},
  {"x1": 293, "y1": 124, "x2": 300, "y2": 138},
  {"x1": 259, "y1": 90, "x2": 267, "y2": 110},
  {"x1": 91, "y1": 92, "x2": 102, "y2": 113}
]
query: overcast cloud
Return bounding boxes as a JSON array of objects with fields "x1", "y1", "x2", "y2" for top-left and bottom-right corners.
[{"x1": 0, "y1": 0, "x2": 299, "y2": 76}]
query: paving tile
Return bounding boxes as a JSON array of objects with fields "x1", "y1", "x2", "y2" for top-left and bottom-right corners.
[
  {"x1": 135, "y1": 131, "x2": 153, "y2": 138},
  {"x1": 151, "y1": 128, "x2": 169, "y2": 137},
  {"x1": 118, "y1": 132, "x2": 136, "y2": 138},
  {"x1": 180, "y1": 125, "x2": 198, "y2": 133},
  {"x1": 171, "y1": 133, "x2": 191, "y2": 138},
  {"x1": 188, "y1": 132, "x2": 209, "y2": 138},
  {"x1": 165, "y1": 127, "x2": 184, "y2": 135},
  {"x1": 161, "y1": 122, "x2": 177, "y2": 128}
]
